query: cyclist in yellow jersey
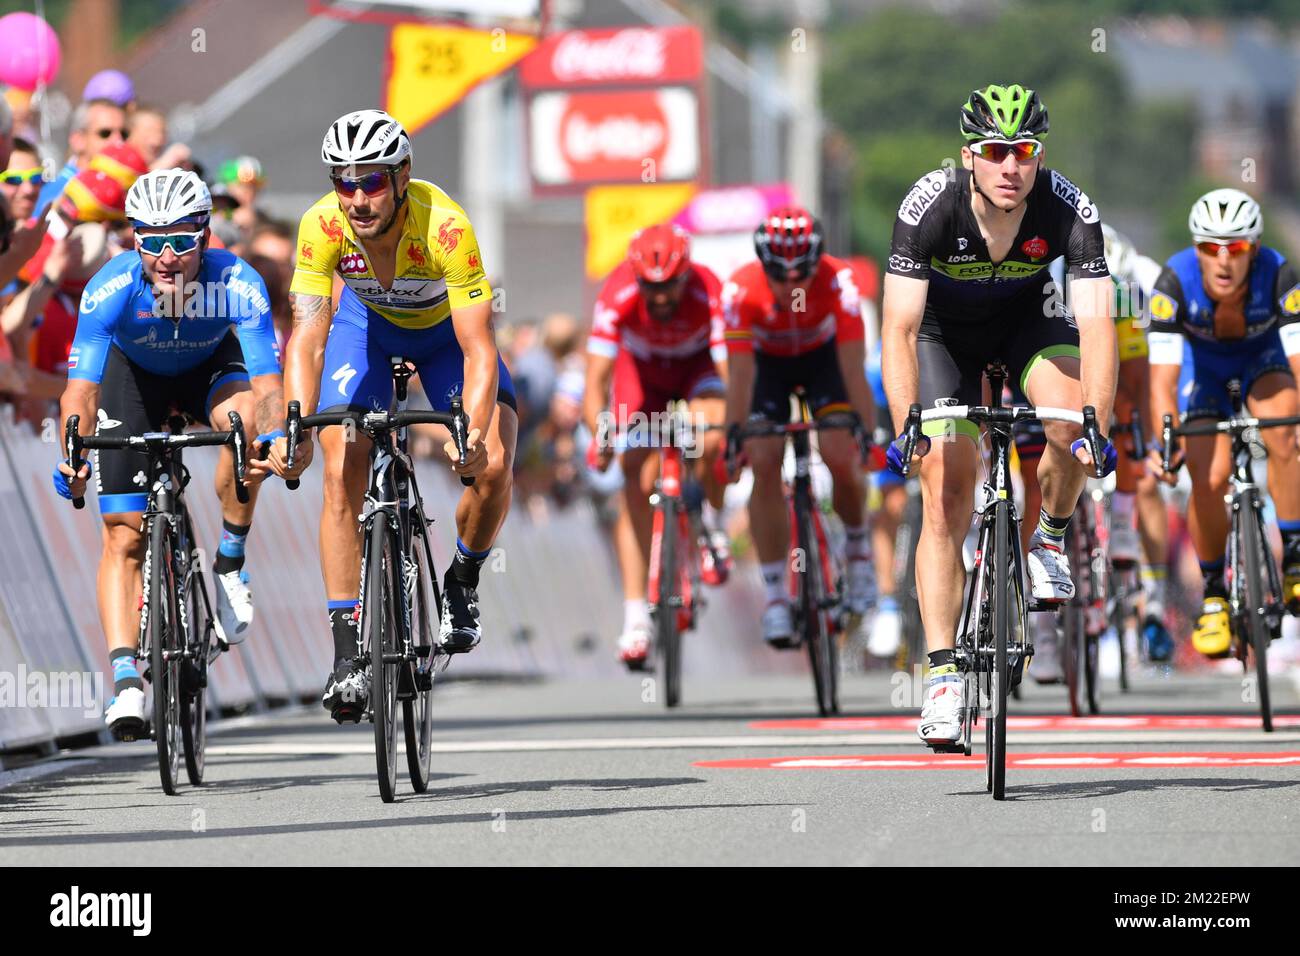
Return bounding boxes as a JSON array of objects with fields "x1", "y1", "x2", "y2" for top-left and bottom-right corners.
[{"x1": 252, "y1": 110, "x2": 517, "y2": 718}]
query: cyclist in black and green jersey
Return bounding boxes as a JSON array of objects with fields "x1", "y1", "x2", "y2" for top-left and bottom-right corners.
[{"x1": 879, "y1": 84, "x2": 1119, "y2": 747}]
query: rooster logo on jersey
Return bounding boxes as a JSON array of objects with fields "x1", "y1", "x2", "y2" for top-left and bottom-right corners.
[
  {"x1": 407, "y1": 241, "x2": 426, "y2": 268},
  {"x1": 437, "y1": 216, "x2": 464, "y2": 254},
  {"x1": 320, "y1": 215, "x2": 344, "y2": 243}
]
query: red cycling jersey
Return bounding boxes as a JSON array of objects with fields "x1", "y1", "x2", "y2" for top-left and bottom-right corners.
[
  {"x1": 722, "y1": 254, "x2": 865, "y2": 358},
  {"x1": 588, "y1": 261, "x2": 726, "y2": 363}
]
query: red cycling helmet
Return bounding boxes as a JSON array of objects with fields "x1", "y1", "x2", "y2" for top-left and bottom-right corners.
[
  {"x1": 628, "y1": 223, "x2": 691, "y2": 284},
  {"x1": 754, "y1": 205, "x2": 824, "y2": 279}
]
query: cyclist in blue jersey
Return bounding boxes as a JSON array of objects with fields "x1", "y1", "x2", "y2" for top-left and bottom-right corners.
[
  {"x1": 1146, "y1": 189, "x2": 1300, "y2": 657},
  {"x1": 54, "y1": 168, "x2": 284, "y2": 739}
]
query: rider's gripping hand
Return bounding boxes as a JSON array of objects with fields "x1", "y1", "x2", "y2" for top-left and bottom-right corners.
[
  {"x1": 444, "y1": 427, "x2": 487, "y2": 479},
  {"x1": 586, "y1": 436, "x2": 614, "y2": 473},
  {"x1": 1071, "y1": 436, "x2": 1118, "y2": 477},
  {"x1": 1146, "y1": 443, "x2": 1183, "y2": 486},
  {"x1": 724, "y1": 423, "x2": 746, "y2": 482},
  {"x1": 247, "y1": 429, "x2": 313, "y2": 482},
  {"x1": 53, "y1": 458, "x2": 92, "y2": 500},
  {"x1": 886, "y1": 431, "x2": 930, "y2": 478}
]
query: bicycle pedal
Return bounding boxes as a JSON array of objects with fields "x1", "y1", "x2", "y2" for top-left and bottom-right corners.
[
  {"x1": 414, "y1": 669, "x2": 434, "y2": 692},
  {"x1": 330, "y1": 705, "x2": 365, "y2": 725},
  {"x1": 1029, "y1": 600, "x2": 1066, "y2": 613},
  {"x1": 925, "y1": 741, "x2": 965, "y2": 754}
]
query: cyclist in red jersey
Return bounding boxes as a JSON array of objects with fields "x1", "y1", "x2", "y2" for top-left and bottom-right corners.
[
  {"x1": 723, "y1": 206, "x2": 877, "y2": 647},
  {"x1": 584, "y1": 223, "x2": 731, "y2": 667}
]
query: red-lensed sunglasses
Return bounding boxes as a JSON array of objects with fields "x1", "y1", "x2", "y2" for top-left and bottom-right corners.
[
  {"x1": 969, "y1": 139, "x2": 1043, "y2": 163},
  {"x1": 1196, "y1": 239, "x2": 1253, "y2": 257},
  {"x1": 330, "y1": 170, "x2": 392, "y2": 198}
]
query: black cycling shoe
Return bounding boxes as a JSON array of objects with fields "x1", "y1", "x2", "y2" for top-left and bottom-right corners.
[
  {"x1": 322, "y1": 660, "x2": 369, "y2": 723},
  {"x1": 439, "y1": 575, "x2": 481, "y2": 653}
]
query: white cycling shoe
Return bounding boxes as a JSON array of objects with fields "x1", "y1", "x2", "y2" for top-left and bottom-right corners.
[
  {"x1": 843, "y1": 557, "x2": 877, "y2": 616},
  {"x1": 1027, "y1": 538, "x2": 1074, "y2": 602},
  {"x1": 867, "y1": 601, "x2": 902, "y2": 658},
  {"x1": 617, "y1": 620, "x2": 652, "y2": 670},
  {"x1": 917, "y1": 675, "x2": 964, "y2": 746},
  {"x1": 214, "y1": 569, "x2": 254, "y2": 646},
  {"x1": 762, "y1": 600, "x2": 798, "y2": 649},
  {"x1": 105, "y1": 687, "x2": 146, "y2": 740},
  {"x1": 1109, "y1": 523, "x2": 1140, "y2": 567}
]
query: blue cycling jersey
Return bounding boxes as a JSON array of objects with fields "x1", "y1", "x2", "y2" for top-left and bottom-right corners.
[
  {"x1": 68, "y1": 249, "x2": 281, "y2": 384},
  {"x1": 1149, "y1": 245, "x2": 1300, "y2": 353}
]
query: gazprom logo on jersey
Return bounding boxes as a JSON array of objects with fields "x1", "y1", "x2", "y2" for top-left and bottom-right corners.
[
  {"x1": 151, "y1": 276, "x2": 270, "y2": 320},
  {"x1": 220, "y1": 264, "x2": 271, "y2": 316},
  {"x1": 79, "y1": 272, "x2": 134, "y2": 314}
]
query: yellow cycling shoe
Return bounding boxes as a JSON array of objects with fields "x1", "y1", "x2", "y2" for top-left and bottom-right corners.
[
  {"x1": 1192, "y1": 598, "x2": 1232, "y2": 658},
  {"x1": 1284, "y1": 565, "x2": 1300, "y2": 615}
]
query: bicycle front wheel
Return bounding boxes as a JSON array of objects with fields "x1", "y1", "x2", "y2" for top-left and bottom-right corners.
[
  {"x1": 654, "y1": 497, "x2": 683, "y2": 709},
  {"x1": 990, "y1": 503, "x2": 1012, "y2": 800},
  {"x1": 404, "y1": 525, "x2": 435, "y2": 791},
  {"x1": 1239, "y1": 500, "x2": 1273, "y2": 732},
  {"x1": 366, "y1": 519, "x2": 401, "y2": 801},
  {"x1": 148, "y1": 517, "x2": 182, "y2": 795},
  {"x1": 798, "y1": 497, "x2": 838, "y2": 716},
  {"x1": 180, "y1": 561, "x2": 211, "y2": 787}
]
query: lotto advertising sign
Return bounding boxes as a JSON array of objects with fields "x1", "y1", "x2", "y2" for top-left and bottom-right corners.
[{"x1": 530, "y1": 87, "x2": 700, "y2": 188}]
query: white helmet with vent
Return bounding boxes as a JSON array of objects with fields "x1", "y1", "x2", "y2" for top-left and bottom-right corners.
[
  {"x1": 125, "y1": 169, "x2": 212, "y2": 226},
  {"x1": 321, "y1": 109, "x2": 411, "y2": 167},
  {"x1": 1188, "y1": 188, "x2": 1262, "y2": 243}
]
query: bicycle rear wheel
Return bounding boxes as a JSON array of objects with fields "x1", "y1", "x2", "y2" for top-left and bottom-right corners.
[
  {"x1": 799, "y1": 497, "x2": 838, "y2": 716},
  {"x1": 404, "y1": 525, "x2": 435, "y2": 791},
  {"x1": 366, "y1": 520, "x2": 401, "y2": 801},
  {"x1": 654, "y1": 497, "x2": 683, "y2": 709},
  {"x1": 1239, "y1": 501, "x2": 1273, "y2": 732},
  {"x1": 148, "y1": 517, "x2": 183, "y2": 795},
  {"x1": 990, "y1": 503, "x2": 1011, "y2": 800}
]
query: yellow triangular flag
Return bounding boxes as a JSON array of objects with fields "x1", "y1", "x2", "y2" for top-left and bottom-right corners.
[
  {"x1": 386, "y1": 24, "x2": 537, "y2": 136},
  {"x1": 585, "y1": 183, "x2": 697, "y2": 280}
]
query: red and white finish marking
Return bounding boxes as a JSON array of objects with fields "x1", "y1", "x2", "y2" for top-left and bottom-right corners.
[
  {"x1": 748, "y1": 715, "x2": 1300, "y2": 732},
  {"x1": 696, "y1": 751, "x2": 1300, "y2": 771}
]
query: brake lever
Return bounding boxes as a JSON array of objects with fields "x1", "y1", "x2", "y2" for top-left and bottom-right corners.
[
  {"x1": 1082, "y1": 405, "x2": 1104, "y2": 480},
  {"x1": 1161, "y1": 413, "x2": 1176, "y2": 476},
  {"x1": 449, "y1": 396, "x2": 474, "y2": 488},
  {"x1": 229, "y1": 411, "x2": 249, "y2": 504},
  {"x1": 65, "y1": 415, "x2": 86, "y2": 510},
  {"x1": 285, "y1": 400, "x2": 301, "y2": 491}
]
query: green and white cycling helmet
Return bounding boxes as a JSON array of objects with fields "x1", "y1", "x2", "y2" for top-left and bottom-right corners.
[
  {"x1": 1101, "y1": 223, "x2": 1136, "y2": 281},
  {"x1": 1188, "y1": 188, "x2": 1261, "y2": 244},
  {"x1": 959, "y1": 84, "x2": 1050, "y2": 141}
]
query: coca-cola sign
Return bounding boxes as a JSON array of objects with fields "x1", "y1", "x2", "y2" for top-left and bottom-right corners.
[
  {"x1": 520, "y1": 25, "x2": 703, "y2": 88},
  {"x1": 530, "y1": 88, "x2": 699, "y2": 186}
]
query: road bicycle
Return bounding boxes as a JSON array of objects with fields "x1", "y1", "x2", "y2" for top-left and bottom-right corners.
[
  {"x1": 286, "y1": 358, "x2": 472, "y2": 801},
  {"x1": 1161, "y1": 379, "x2": 1300, "y2": 733},
  {"x1": 897, "y1": 362, "x2": 1105, "y2": 799},
  {"x1": 736, "y1": 391, "x2": 863, "y2": 716},
  {"x1": 64, "y1": 411, "x2": 250, "y2": 795}
]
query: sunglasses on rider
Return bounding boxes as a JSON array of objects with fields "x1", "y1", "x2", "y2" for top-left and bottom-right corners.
[
  {"x1": 1196, "y1": 239, "x2": 1254, "y2": 258},
  {"x1": 137, "y1": 230, "x2": 204, "y2": 257},
  {"x1": 94, "y1": 127, "x2": 129, "y2": 140},
  {"x1": 1, "y1": 167, "x2": 45, "y2": 186},
  {"x1": 969, "y1": 139, "x2": 1043, "y2": 163},
  {"x1": 331, "y1": 171, "x2": 391, "y2": 198},
  {"x1": 637, "y1": 273, "x2": 689, "y2": 296},
  {"x1": 762, "y1": 260, "x2": 814, "y2": 283}
]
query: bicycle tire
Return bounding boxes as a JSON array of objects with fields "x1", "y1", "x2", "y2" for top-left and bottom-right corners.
[
  {"x1": 654, "y1": 496, "x2": 683, "y2": 708},
  {"x1": 1115, "y1": 584, "x2": 1130, "y2": 693},
  {"x1": 148, "y1": 516, "x2": 182, "y2": 795},
  {"x1": 367, "y1": 520, "x2": 400, "y2": 802},
  {"x1": 404, "y1": 524, "x2": 435, "y2": 791},
  {"x1": 1239, "y1": 498, "x2": 1273, "y2": 732},
  {"x1": 799, "y1": 496, "x2": 838, "y2": 716},
  {"x1": 991, "y1": 503, "x2": 1010, "y2": 800},
  {"x1": 180, "y1": 558, "x2": 209, "y2": 787},
  {"x1": 898, "y1": 489, "x2": 924, "y2": 671}
]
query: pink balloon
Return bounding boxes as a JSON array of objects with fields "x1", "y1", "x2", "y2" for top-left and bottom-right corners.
[{"x1": 0, "y1": 12, "x2": 61, "y2": 92}]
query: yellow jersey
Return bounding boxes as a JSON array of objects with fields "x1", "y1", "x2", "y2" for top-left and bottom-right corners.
[{"x1": 290, "y1": 178, "x2": 492, "y2": 330}]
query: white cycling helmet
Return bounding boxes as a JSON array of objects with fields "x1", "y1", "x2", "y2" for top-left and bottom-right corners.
[
  {"x1": 1100, "y1": 223, "x2": 1135, "y2": 281},
  {"x1": 321, "y1": 109, "x2": 411, "y2": 167},
  {"x1": 126, "y1": 169, "x2": 212, "y2": 226},
  {"x1": 1188, "y1": 188, "x2": 1262, "y2": 244}
]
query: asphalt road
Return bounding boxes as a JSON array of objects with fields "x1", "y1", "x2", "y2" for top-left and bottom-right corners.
[{"x1": 4, "y1": 659, "x2": 1299, "y2": 866}]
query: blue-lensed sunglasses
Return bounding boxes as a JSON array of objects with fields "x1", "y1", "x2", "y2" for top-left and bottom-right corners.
[{"x1": 137, "y1": 230, "x2": 205, "y2": 257}]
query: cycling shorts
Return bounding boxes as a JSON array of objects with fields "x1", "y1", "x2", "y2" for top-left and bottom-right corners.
[
  {"x1": 917, "y1": 305, "x2": 1079, "y2": 444},
  {"x1": 94, "y1": 332, "x2": 249, "y2": 515},
  {"x1": 321, "y1": 287, "x2": 517, "y2": 415},
  {"x1": 1181, "y1": 330, "x2": 1292, "y2": 422},
  {"x1": 750, "y1": 338, "x2": 851, "y2": 424}
]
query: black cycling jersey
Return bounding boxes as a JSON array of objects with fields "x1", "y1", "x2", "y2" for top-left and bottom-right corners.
[{"x1": 887, "y1": 166, "x2": 1109, "y2": 325}]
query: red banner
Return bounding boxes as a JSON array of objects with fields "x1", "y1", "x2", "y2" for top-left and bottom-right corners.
[{"x1": 519, "y1": 25, "x2": 703, "y2": 89}]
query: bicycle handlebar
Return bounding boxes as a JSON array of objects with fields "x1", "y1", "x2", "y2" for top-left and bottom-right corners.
[
  {"x1": 284, "y1": 395, "x2": 475, "y2": 489},
  {"x1": 64, "y1": 411, "x2": 250, "y2": 510},
  {"x1": 1160, "y1": 411, "x2": 1300, "y2": 476}
]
